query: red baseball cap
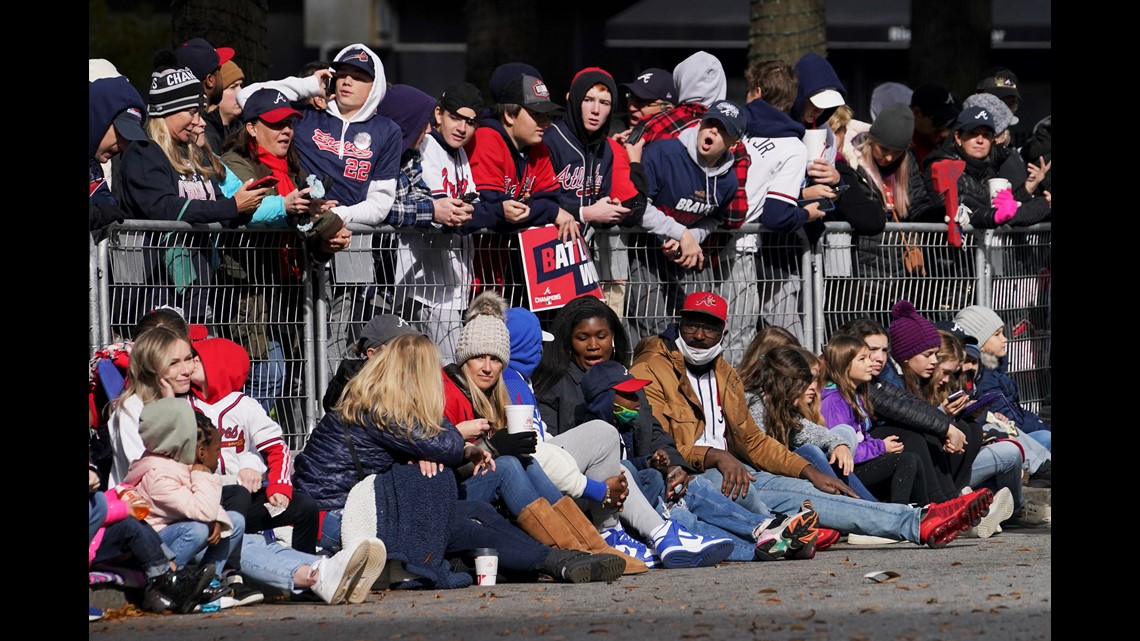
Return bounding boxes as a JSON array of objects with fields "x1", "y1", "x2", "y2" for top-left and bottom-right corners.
[{"x1": 681, "y1": 291, "x2": 727, "y2": 323}]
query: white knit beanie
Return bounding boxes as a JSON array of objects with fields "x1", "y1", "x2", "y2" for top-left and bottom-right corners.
[
  {"x1": 453, "y1": 291, "x2": 511, "y2": 366},
  {"x1": 953, "y1": 305, "x2": 1005, "y2": 344}
]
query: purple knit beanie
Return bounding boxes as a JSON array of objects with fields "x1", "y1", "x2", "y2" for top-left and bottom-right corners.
[{"x1": 888, "y1": 300, "x2": 941, "y2": 362}]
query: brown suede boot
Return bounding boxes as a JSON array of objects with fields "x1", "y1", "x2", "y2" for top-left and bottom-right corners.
[
  {"x1": 551, "y1": 496, "x2": 649, "y2": 574},
  {"x1": 516, "y1": 498, "x2": 587, "y2": 551}
]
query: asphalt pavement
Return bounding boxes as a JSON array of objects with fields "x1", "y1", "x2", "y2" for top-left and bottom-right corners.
[{"x1": 89, "y1": 527, "x2": 1051, "y2": 641}]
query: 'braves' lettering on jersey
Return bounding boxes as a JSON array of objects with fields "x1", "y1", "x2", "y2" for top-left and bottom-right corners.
[
  {"x1": 310, "y1": 128, "x2": 373, "y2": 159},
  {"x1": 554, "y1": 164, "x2": 603, "y2": 199},
  {"x1": 439, "y1": 167, "x2": 470, "y2": 198}
]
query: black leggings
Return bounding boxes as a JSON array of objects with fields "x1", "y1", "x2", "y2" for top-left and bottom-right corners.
[
  {"x1": 869, "y1": 426, "x2": 954, "y2": 503},
  {"x1": 853, "y1": 451, "x2": 926, "y2": 505},
  {"x1": 221, "y1": 485, "x2": 321, "y2": 554}
]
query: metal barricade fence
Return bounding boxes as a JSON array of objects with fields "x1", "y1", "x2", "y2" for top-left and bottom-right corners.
[{"x1": 92, "y1": 221, "x2": 1050, "y2": 448}]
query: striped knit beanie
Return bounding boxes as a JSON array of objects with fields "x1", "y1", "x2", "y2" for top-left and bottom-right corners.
[{"x1": 148, "y1": 52, "x2": 204, "y2": 117}]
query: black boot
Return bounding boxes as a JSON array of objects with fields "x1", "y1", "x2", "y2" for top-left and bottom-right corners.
[
  {"x1": 143, "y1": 565, "x2": 217, "y2": 614},
  {"x1": 1028, "y1": 460, "x2": 1051, "y2": 488},
  {"x1": 537, "y1": 549, "x2": 625, "y2": 584}
]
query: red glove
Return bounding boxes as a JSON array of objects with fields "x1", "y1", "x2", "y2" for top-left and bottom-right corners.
[{"x1": 993, "y1": 188, "x2": 1019, "y2": 225}]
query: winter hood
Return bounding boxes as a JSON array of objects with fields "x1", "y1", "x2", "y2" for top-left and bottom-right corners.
[
  {"x1": 563, "y1": 67, "x2": 619, "y2": 147},
  {"x1": 505, "y1": 307, "x2": 544, "y2": 377},
  {"x1": 791, "y1": 52, "x2": 847, "y2": 128},
  {"x1": 743, "y1": 98, "x2": 806, "y2": 139},
  {"x1": 673, "y1": 51, "x2": 727, "y2": 107},
  {"x1": 89, "y1": 74, "x2": 145, "y2": 158},
  {"x1": 190, "y1": 338, "x2": 251, "y2": 404},
  {"x1": 678, "y1": 126, "x2": 735, "y2": 178},
  {"x1": 378, "y1": 83, "x2": 437, "y2": 153}
]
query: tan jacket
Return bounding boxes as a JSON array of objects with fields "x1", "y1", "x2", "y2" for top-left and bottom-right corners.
[{"x1": 630, "y1": 335, "x2": 809, "y2": 478}]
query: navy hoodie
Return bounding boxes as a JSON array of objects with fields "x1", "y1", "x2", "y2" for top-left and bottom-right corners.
[
  {"x1": 791, "y1": 52, "x2": 847, "y2": 129},
  {"x1": 89, "y1": 76, "x2": 144, "y2": 205},
  {"x1": 741, "y1": 98, "x2": 810, "y2": 234}
]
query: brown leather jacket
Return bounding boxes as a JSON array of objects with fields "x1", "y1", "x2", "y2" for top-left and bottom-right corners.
[{"x1": 630, "y1": 334, "x2": 809, "y2": 478}]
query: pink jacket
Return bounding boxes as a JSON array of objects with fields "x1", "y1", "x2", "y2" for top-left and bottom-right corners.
[
  {"x1": 122, "y1": 454, "x2": 234, "y2": 537},
  {"x1": 89, "y1": 488, "x2": 132, "y2": 567}
]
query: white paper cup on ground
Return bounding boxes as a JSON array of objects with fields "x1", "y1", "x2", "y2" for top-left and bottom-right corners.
[
  {"x1": 474, "y1": 548, "x2": 498, "y2": 586},
  {"x1": 505, "y1": 405, "x2": 536, "y2": 434},
  {"x1": 803, "y1": 129, "x2": 827, "y2": 160},
  {"x1": 987, "y1": 178, "x2": 1012, "y2": 200}
]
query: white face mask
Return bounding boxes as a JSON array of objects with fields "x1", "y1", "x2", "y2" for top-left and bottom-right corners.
[{"x1": 675, "y1": 336, "x2": 724, "y2": 367}]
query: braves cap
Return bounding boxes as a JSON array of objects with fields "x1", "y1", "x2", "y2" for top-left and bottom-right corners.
[
  {"x1": 242, "y1": 88, "x2": 302, "y2": 124},
  {"x1": 497, "y1": 74, "x2": 565, "y2": 114},
  {"x1": 910, "y1": 83, "x2": 959, "y2": 129},
  {"x1": 357, "y1": 314, "x2": 419, "y2": 354},
  {"x1": 976, "y1": 67, "x2": 1021, "y2": 101},
  {"x1": 580, "y1": 360, "x2": 653, "y2": 403},
  {"x1": 955, "y1": 106, "x2": 995, "y2": 133},
  {"x1": 113, "y1": 106, "x2": 148, "y2": 141},
  {"x1": 621, "y1": 68, "x2": 677, "y2": 103},
  {"x1": 333, "y1": 47, "x2": 376, "y2": 79},
  {"x1": 175, "y1": 38, "x2": 234, "y2": 82},
  {"x1": 439, "y1": 82, "x2": 484, "y2": 115},
  {"x1": 701, "y1": 100, "x2": 747, "y2": 140},
  {"x1": 680, "y1": 291, "x2": 728, "y2": 324}
]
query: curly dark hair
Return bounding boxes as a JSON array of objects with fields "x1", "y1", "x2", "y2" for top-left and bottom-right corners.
[
  {"x1": 752, "y1": 345, "x2": 815, "y2": 447},
  {"x1": 531, "y1": 296, "x2": 628, "y2": 396}
]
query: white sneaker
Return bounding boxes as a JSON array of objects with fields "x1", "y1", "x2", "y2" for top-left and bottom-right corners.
[
  {"x1": 966, "y1": 486, "x2": 1014, "y2": 538},
  {"x1": 346, "y1": 538, "x2": 387, "y2": 604},
  {"x1": 312, "y1": 539, "x2": 372, "y2": 605},
  {"x1": 847, "y1": 534, "x2": 903, "y2": 545}
]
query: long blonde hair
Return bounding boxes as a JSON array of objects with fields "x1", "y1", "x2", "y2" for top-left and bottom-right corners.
[
  {"x1": 146, "y1": 116, "x2": 221, "y2": 180},
  {"x1": 337, "y1": 333, "x2": 445, "y2": 440},
  {"x1": 461, "y1": 360, "x2": 509, "y2": 429},
  {"x1": 854, "y1": 135, "x2": 911, "y2": 219},
  {"x1": 112, "y1": 327, "x2": 192, "y2": 419}
]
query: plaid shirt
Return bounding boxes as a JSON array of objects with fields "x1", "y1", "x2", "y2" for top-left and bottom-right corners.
[
  {"x1": 641, "y1": 104, "x2": 750, "y2": 229},
  {"x1": 384, "y1": 149, "x2": 436, "y2": 228}
]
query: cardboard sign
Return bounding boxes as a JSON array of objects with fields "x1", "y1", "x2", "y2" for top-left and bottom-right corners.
[{"x1": 518, "y1": 224, "x2": 603, "y2": 311}]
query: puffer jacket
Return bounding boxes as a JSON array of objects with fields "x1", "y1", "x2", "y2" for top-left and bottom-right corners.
[
  {"x1": 923, "y1": 144, "x2": 1049, "y2": 229},
  {"x1": 833, "y1": 151, "x2": 938, "y2": 277},
  {"x1": 293, "y1": 411, "x2": 467, "y2": 511},
  {"x1": 870, "y1": 364, "x2": 951, "y2": 439},
  {"x1": 630, "y1": 327, "x2": 809, "y2": 477}
]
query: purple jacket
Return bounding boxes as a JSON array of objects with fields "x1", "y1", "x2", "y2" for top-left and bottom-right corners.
[{"x1": 820, "y1": 384, "x2": 885, "y2": 464}]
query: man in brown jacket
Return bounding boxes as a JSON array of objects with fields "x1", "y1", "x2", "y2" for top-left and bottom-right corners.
[{"x1": 630, "y1": 291, "x2": 995, "y2": 549}]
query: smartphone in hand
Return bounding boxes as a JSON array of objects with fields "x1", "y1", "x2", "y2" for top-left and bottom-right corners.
[
  {"x1": 460, "y1": 192, "x2": 479, "y2": 203},
  {"x1": 797, "y1": 196, "x2": 835, "y2": 212},
  {"x1": 247, "y1": 176, "x2": 280, "y2": 190},
  {"x1": 627, "y1": 121, "x2": 648, "y2": 145}
]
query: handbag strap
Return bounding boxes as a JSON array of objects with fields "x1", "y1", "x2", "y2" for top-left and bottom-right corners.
[
  {"x1": 885, "y1": 184, "x2": 915, "y2": 249},
  {"x1": 341, "y1": 420, "x2": 366, "y2": 482},
  {"x1": 162, "y1": 200, "x2": 192, "y2": 242}
]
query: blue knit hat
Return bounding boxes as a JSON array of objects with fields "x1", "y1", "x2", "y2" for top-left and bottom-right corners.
[{"x1": 888, "y1": 300, "x2": 941, "y2": 362}]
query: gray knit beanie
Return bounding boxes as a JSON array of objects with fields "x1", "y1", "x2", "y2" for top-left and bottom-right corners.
[
  {"x1": 953, "y1": 305, "x2": 1005, "y2": 345},
  {"x1": 869, "y1": 102, "x2": 915, "y2": 151},
  {"x1": 454, "y1": 291, "x2": 511, "y2": 366},
  {"x1": 962, "y1": 92, "x2": 1017, "y2": 134}
]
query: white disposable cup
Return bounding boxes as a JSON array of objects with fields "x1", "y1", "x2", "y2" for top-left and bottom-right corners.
[
  {"x1": 474, "y1": 548, "x2": 498, "y2": 586},
  {"x1": 803, "y1": 129, "x2": 827, "y2": 161},
  {"x1": 505, "y1": 405, "x2": 536, "y2": 434},
  {"x1": 988, "y1": 178, "x2": 1012, "y2": 200}
]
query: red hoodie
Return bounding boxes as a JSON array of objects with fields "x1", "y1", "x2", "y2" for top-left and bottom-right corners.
[{"x1": 189, "y1": 338, "x2": 293, "y2": 500}]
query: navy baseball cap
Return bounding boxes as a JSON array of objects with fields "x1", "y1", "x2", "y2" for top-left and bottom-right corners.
[
  {"x1": 621, "y1": 68, "x2": 677, "y2": 103},
  {"x1": 955, "y1": 106, "x2": 995, "y2": 133},
  {"x1": 333, "y1": 47, "x2": 376, "y2": 79},
  {"x1": 701, "y1": 100, "x2": 747, "y2": 140},
  {"x1": 113, "y1": 106, "x2": 148, "y2": 142},
  {"x1": 174, "y1": 38, "x2": 234, "y2": 81},
  {"x1": 581, "y1": 360, "x2": 652, "y2": 403},
  {"x1": 910, "y1": 83, "x2": 959, "y2": 129},
  {"x1": 497, "y1": 74, "x2": 564, "y2": 114},
  {"x1": 242, "y1": 88, "x2": 302, "y2": 124},
  {"x1": 976, "y1": 67, "x2": 1021, "y2": 101}
]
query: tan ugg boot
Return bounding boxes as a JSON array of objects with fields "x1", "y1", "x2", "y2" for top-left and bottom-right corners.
[
  {"x1": 551, "y1": 496, "x2": 649, "y2": 574},
  {"x1": 516, "y1": 498, "x2": 586, "y2": 551}
]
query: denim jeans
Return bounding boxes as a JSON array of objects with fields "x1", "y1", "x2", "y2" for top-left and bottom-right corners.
[
  {"x1": 699, "y1": 464, "x2": 922, "y2": 543},
  {"x1": 793, "y1": 444, "x2": 879, "y2": 503},
  {"x1": 239, "y1": 533, "x2": 315, "y2": 592},
  {"x1": 319, "y1": 509, "x2": 343, "y2": 553},
  {"x1": 90, "y1": 491, "x2": 108, "y2": 543},
  {"x1": 459, "y1": 455, "x2": 563, "y2": 516},
  {"x1": 244, "y1": 339, "x2": 285, "y2": 415},
  {"x1": 664, "y1": 473, "x2": 768, "y2": 562},
  {"x1": 92, "y1": 516, "x2": 174, "y2": 579},
  {"x1": 1026, "y1": 430, "x2": 1050, "y2": 452},
  {"x1": 159, "y1": 511, "x2": 247, "y2": 574},
  {"x1": 970, "y1": 440, "x2": 1024, "y2": 510}
]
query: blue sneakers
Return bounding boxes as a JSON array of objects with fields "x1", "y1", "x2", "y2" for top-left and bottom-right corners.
[
  {"x1": 650, "y1": 520, "x2": 734, "y2": 569},
  {"x1": 601, "y1": 523, "x2": 659, "y2": 568},
  {"x1": 89, "y1": 606, "x2": 104, "y2": 622}
]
